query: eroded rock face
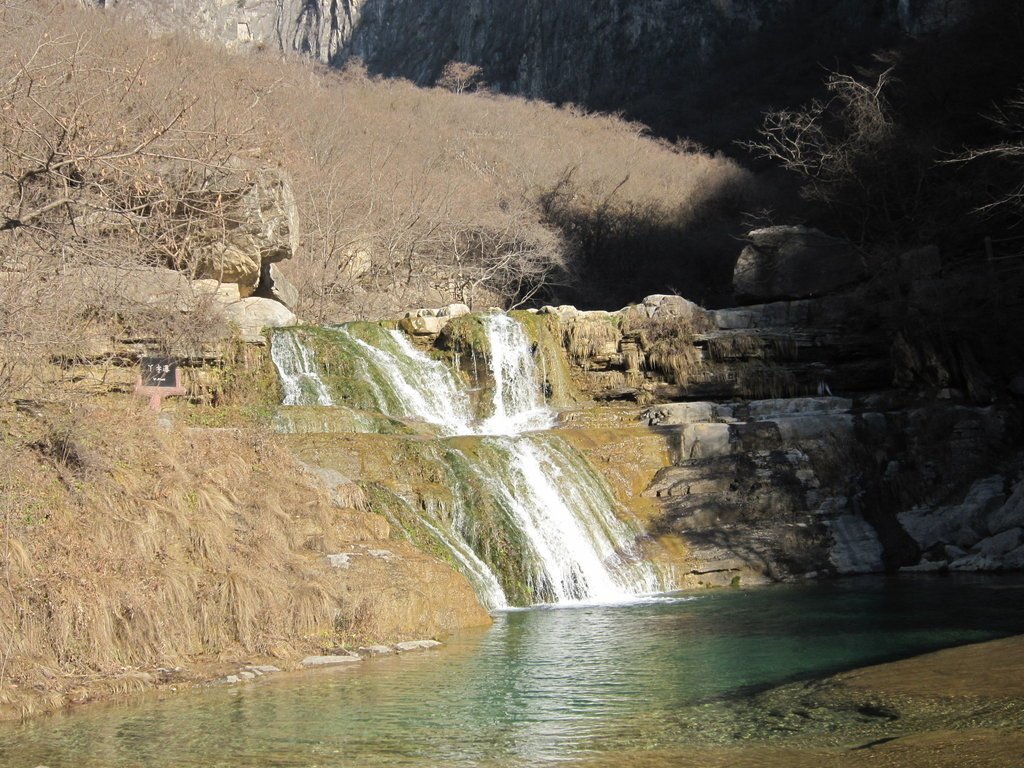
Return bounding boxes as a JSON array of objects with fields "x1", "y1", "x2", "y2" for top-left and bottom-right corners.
[{"x1": 175, "y1": 163, "x2": 300, "y2": 297}]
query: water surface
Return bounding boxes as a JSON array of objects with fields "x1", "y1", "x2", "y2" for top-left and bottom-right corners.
[{"x1": 4, "y1": 575, "x2": 1024, "y2": 767}]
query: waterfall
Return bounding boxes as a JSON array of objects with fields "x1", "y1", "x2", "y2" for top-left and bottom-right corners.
[
  {"x1": 270, "y1": 314, "x2": 664, "y2": 607},
  {"x1": 478, "y1": 313, "x2": 554, "y2": 435},
  {"x1": 468, "y1": 436, "x2": 660, "y2": 603},
  {"x1": 270, "y1": 330, "x2": 333, "y2": 406},
  {"x1": 339, "y1": 327, "x2": 474, "y2": 435}
]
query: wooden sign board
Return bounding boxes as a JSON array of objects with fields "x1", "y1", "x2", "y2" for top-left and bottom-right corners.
[{"x1": 136, "y1": 356, "x2": 186, "y2": 411}]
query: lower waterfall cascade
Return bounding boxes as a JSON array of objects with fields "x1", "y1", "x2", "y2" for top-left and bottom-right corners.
[{"x1": 270, "y1": 314, "x2": 665, "y2": 608}]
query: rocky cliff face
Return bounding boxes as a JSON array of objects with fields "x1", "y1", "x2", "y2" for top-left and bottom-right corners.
[
  {"x1": 392, "y1": 218, "x2": 1024, "y2": 588},
  {"x1": 112, "y1": 0, "x2": 975, "y2": 139}
]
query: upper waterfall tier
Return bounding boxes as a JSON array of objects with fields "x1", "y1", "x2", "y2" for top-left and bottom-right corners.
[{"x1": 272, "y1": 313, "x2": 554, "y2": 438}]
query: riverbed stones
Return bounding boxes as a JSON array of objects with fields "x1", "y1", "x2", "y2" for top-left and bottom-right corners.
[{"x1": 300, "y1": 654, "x2": 362, "y2": 667}]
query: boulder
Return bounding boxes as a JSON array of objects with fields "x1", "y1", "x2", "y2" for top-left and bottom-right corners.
[
  {"x1": 399, "y1": 314, "x2": 449, "y2": 336},
  {"x1": 618, "y1": 294, "x2": 710, "y2": 328},
  {"x1": 827, "y1": 514, "x2": 884, "y2": 573},
  {"x1": 193, "y1": 279, "x2": 242, "y2": 304},
  {"x1": 438, "y1": 303, "x2": 470, "y2": 318},
  {"x1": 539, "y1": 304, "x2": 581, "y2": 319},
  {"x1": 1005, "y1": 544, "x2": 1024, "y2": 570},
  {"x1": 898, "y1": 476, "x2": 1005, "y2": 550},
  {"x1": 828, "y1": 515, "x2": 885, "y2": 574},
  {"x1": 340, "y1": 242, "x2": 372, "y2": 282},
  {"x1": 733, "y1": 226, "x2": 866, "y2": 303},
  {"x1": 985, "y1": 479, "x2": 1024, "y2": 535},
  {"x1": 977, "y1": 527, "x2": 1024, "y2": 558},
  {"x1": 178, "y1": 162, "x2": 300, "y2": 296},
  {"x1": 255, "y1": 263, "x2": 299, "y2": 310},
  {"x1": 222, "y1": 297, "x2": 297, "y2": 342}
]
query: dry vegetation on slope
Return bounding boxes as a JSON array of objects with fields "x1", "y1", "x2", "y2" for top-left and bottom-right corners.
[
  {"x1": 0, "y1": 400, "x2": 490, "y2": 719},
  {"x1": 0, "y1": 2, "x2": 755, "y2": 395}
]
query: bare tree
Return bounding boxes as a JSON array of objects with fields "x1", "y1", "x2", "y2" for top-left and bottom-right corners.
[
  {"x1": 955, "y1": 89, "x2": 1024, "y2": 223},
  {"x1": 437, "y1": 61, "x2": 485, "y2": 94},
  {"x1": 743, "y1": 66, "x2": 926, "y2": 246}
]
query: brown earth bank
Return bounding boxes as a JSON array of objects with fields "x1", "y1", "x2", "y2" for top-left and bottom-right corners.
[{"x1": 0, "y1": 400, "x2": 490, "y2": 721}]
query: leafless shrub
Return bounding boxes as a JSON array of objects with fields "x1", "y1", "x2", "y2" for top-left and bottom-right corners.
[
  {"x1": 742, "y1": 64, "x2": 941, "y2": 250},
  {"x1": 437, "y1": 61, "x2": 485, "y2": 94}
]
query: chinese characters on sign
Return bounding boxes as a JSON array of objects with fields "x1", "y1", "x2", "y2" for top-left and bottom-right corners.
[
  {"x1": 141, "y1": 357, "x2": 178, "y2": 388},
  {"x1": 136, "y1": 356, "x2": 186, "y2": 411}
]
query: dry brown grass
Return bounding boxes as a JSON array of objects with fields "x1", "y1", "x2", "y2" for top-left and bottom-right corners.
[
  {"x1": 620, "y1": 313, "x2": 713, "y2": 387},
  {"x1": 0, "y1": 399, "x2": 488, "y2": 720},
  {"x1": 562, "y1": 317, "x2": 622, "y2": 364}
]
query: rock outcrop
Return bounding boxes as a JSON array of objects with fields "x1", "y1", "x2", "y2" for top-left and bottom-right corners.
[
  {"x1": 733, "y1": 226, "x2": 866, "y2": 303},
  {"x1": 174, "y1": 162, "x2": 300, "y2": 299}
]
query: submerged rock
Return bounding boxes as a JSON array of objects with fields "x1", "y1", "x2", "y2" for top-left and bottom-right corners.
[
  {"x1": 357, "y1": 645, "x2": 395, "y2": 656},
  {"x1": 301, "y1": 655, "x2": 362, "y2": 667},
  {"x1": 393, "y1": 640, "x2": 442, "y2": 652}
]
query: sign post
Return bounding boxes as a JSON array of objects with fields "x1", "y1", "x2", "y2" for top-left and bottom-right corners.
[{"x1": 135, "y1": 356, "x2": 186, "y2": 411}]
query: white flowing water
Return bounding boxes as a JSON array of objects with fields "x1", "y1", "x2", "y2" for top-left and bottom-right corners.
[
  {"x1": 270, "y1": 330, "x2": 334, "y2": 406},
  {"x1": 478, "y1": 313, "x2": 554, "y2": 435},
  {"x1": 271, "y1": 314, "x2": 663, "y2": 606},
  {"x1": 468, "y1": 436, "x2": 660, "y2": 603},
  {"x1": 341, "y1": 327, "x2": 474, "y2": 436}
]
